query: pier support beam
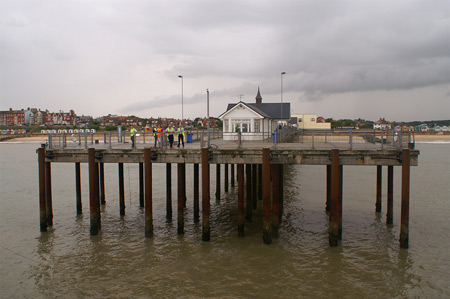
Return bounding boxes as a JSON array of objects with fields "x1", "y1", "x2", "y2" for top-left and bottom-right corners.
[
  {"x1": 194, "y1": 163, "x2": 199, "y2": 223},
  {"x1": 45, "y1": 161, "x2": 53, "y2": 226},
  {"x1": 75, "y1": 162, "x2": 82, "y2": 214},
  {"x1": 279, "y1": 164, "x2": 284, "y2": 222},
  {"x1": 338, "y1": 165, "x2": 343, "y2": 240},
  {"x1": 118, "y1": 163, "x2": 125, "y2": 216},
  {"x1": 258, "y1": 164, "x2": 262, "y2": 201},
  {"x1": 166, "y1": 163, "x2": 172, "y2": 221},
  {"x1": 400, "y1": 149, "x2": 410, "y2": 249},
  {"x1": 245, "y1": 164, "x2": 252, "y2": 222},
  {"x1": 144, "y1": 148, "x2": 153, "y2": 237},
  {"x1": 139, "y1": 162, "x2": 144, "y2": 208},
  {"x1": 224, "y1": 163, "x2": 229, "y2": 193},
  {"x1": 177, "y1": 163, "x2": 185, "y2": 234},
  {"x1": 201, "y1": 148, "x2": 210, "y2": 241},
  {"x1": 216, "y1": 164, "x2": 221, "y2": 200},
  {"x1": 237, "y1": 164, "x2": 245, "y2": 236},
  {"x1": 38, "y1": 148, "x2": 47, "y2": 232},
  {"x1": 329, "y1": 149, "x2": 339, "y2": 247},
  {"x1": 100, "y1": 163, "x2": 106, "y2": 205},
  {"x1": 252, "y1": 164, "x2": 257, "y2": 209},
  {"x1": 231, "y1": 164, "x2": 235, "y2": 187},
  {"x1": 326, "y1": 165, "x2": 331, "y2": 211},
  {"x1": 387, "y1": 166, "x2": 394, "y2": 224},
  {"x1": 376, "y1": 165, "x2": 382, "y2": 212},
  {"x1": 262, "y1": 148, "x2": 272, "y2": 244},
  {"x1": 271, "y1": 164, "x2": 280, "y2": 238},
  {"x1": 89, "y1": 148, "x2": 100, "y2": 235}
]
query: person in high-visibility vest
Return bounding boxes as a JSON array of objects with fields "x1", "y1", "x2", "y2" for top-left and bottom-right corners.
[
  {"x1": 166, "y1": 124, "x2": 175, "y2": 148},
  {"x1": 156, "y1": 126, "x2": 163, "y2": 147},
  {"x1": 130, "y1": 126, "x2": 137, "y2": 148},
  {"x1": 177, "y1": 125, "x2": 185, "y2": 148},
  {"x1": 153, "y1": 126, "x2": 158, "y2": 147}
]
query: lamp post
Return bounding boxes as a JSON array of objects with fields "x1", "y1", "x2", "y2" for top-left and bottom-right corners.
[
  {"x1": 281, "y1": 72, "x2": 286, "y2": 125},
  {"x1": 206, "y1": 88, "x2": 210, "y2": 148},
  {"x1": 178, "y1": 75, "x2": 184, "y2": 124}
]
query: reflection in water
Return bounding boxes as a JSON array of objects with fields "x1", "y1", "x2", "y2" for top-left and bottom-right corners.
[{"x1": 0, "y1": 143, "x2": 448, "y2": 298}]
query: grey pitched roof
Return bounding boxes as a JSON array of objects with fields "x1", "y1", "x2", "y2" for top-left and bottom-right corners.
[{"x1": 224, "y1": 102, "x2": 290, "y2": 120}]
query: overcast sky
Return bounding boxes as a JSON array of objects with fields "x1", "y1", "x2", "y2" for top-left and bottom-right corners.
[{"x1": 1, "y1": 0, "x2": 449, "y2": 122}]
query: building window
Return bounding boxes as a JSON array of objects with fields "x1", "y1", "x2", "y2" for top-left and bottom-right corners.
[
  {"x1": 254, "y1": 120, "x2": 260, "y2": 133},
  {"x1": 311, "y1": 118, "x2": 315, "y2": 122},
  {"x1": 224, "y1": 120, "x2": 229, "y2": 132},
  {"x1": 299, "y1": 118, "x2": 303, "y2": 122}
]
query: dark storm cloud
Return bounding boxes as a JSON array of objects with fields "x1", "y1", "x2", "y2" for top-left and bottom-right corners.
[{"x1": 1, "y1": 0, "x2": 449, "y2": 119}]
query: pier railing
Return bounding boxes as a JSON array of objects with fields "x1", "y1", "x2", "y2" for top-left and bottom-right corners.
[{"x1": 44, "y1": 128, "x2": 414, "y2": 150}]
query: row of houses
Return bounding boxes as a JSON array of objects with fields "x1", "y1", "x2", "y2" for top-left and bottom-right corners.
[{"x1": 0, "y1": 108, "x2": 77, "y2": 126}]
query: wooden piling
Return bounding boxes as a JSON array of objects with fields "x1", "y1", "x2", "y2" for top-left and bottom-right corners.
[
  {"x1": 144, "y1": 148, "x2": 153, "y2": 237},
  {"x1": 231, "y1": 164, "x2": 235, "y2": 187},
  {"x1": 237, "y1": 164, "x2": 245, "y2": 236},
  {"x1": 166, "y1": 163, "x2": 172, "y2": 221},
  {"x1": 400, "y1": 149, "x2": 410, "y2": 249},
  {"x1": 183, "y1": 163, "x2": 187, "y2": 207},
  {"x1": 387, "y1": 166, "x2": 394, "y2": 224},
  {"x1": 326, "y1": 165, "x2": 331, "y2": 211},
  {"x1": 177, "y1": 163, "x2": 185, "y2": 234},
  {"x1": 216, "y1": 164, "x2": 221, "y2": 200},
  {"x1": 338, "y1": 165, "x2": 343, "y2": 240},
  {"x1": 224, "y1": 163, "x2": 229, "y2": 193},
  {"x1": 271, "y1": 164, "x2": 280, "y2": 238},
  {"x1": 262, "y1": 148, "x2": 272, "y2": 244},
  {"x1": 258, "y1": 164, "x2": 262, "y2": 201},
  {"x1": 245, "y1": 164, "x2": 252, "y2": 222},
  {"x1": 329, "y1": 149, "x2": 339, "y2": 247},
  {"x1": 118, "y1": 162, "x2": 125, "y2": 216},
  {"x1": 376, "y1": 165, "x2": 382, "y2": 212},
  {"x1": 100, "y1": 162, "x2": 106, "y2": 205},
  {"x1": 88, "y1": 148, "x2": 100, "y2": 235},
  {"x1": 38, "y1": 148, "x2": 47, "y2": 232},
  {"x1": 75, "y1": 162, "x2": 82, "y2": 214},
  {"x1": 139, "y1": 162, "x2": 144, "y2": 208},
  {"x1": 194, "y1": 163, "x2": 199, "y2": 223},
  {"x1": 252, "y1": 164, "x2": 257, "y2": 209},
  {"x1": 279, "y1": 164, "x2": 284, "y2": 222},
  {"x1": 45, "y1": 162, "x2": 53, "y2": 226},
  {"x1": 201, "y1": 148, "x2": 210, "y2": 241}
]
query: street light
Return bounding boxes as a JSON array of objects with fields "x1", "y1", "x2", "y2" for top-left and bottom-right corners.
[
  {"x1": 281, "y1": 72, "x2": 286, "y2": 124},
  {"x1": 206, "y1": 88, "x2": 210, "y2": 148},
  {"x1": 178, "y1": 75, "x2": 183, "y2": 124}
]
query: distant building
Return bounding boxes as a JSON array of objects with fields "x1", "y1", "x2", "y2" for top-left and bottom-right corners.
[
  {"x1": 0, "y1": 108, "x2": 34, "y2": 126},
  {"x1": 45, "y1": 110, "x2": 77, "y2": 125},
  {"x1": 373, "y1": 118, "x2": 391, "y2": 130},
  {"x1": 219, "y1": 87, "x2": 290, "y2": 140},
  {"x1": 292, "y1": 114, "x2": 331, "y2": 130}
]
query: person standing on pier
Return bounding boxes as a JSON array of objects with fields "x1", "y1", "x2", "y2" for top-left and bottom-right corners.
[
  {"x1": 177, "y1": 125, "x2": 185, "y2": 148},
  {"x1": 153, "y1": 126, "x2": 158, "y2": 147},
  {"x1": 166, "y1": 124, "x2": 175, "y2": 148},
  {"x1": 130, "y1": 126, "x2": 137, "y2": 148}
]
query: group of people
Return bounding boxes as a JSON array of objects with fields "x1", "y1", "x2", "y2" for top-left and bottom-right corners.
[{"x1": 130, "y1": 124, "x2": 185, "y2": 148}]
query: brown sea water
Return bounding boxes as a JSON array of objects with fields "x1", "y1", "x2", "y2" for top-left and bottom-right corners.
[{"x1": 0, "y1": 142, "x2": 449, "y2": 298}]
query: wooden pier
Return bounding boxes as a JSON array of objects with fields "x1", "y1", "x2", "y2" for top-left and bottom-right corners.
[{"x1": 37, "y1": 138, "x2": 419, "y2": 248}]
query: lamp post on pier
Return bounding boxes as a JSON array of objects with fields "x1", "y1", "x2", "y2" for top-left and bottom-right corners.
[
  {"x1": 178, "y1": 75, "x2": 184, "y2": 124},
  {"x1": 281, "y1": 72, "x2": 286, "y2": 125}
]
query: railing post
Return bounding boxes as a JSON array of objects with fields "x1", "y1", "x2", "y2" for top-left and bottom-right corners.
[
  {"x1": 312, "y1": 131, "x2": 315, "y2": 149},
  {"x1": 349, "y1": 130, "x2": 353, "y2": 150}
]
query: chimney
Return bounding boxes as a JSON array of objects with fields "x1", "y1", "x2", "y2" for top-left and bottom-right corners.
[{"x1": 255, "y1": 87, "x2": 262, "y2": 105}]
